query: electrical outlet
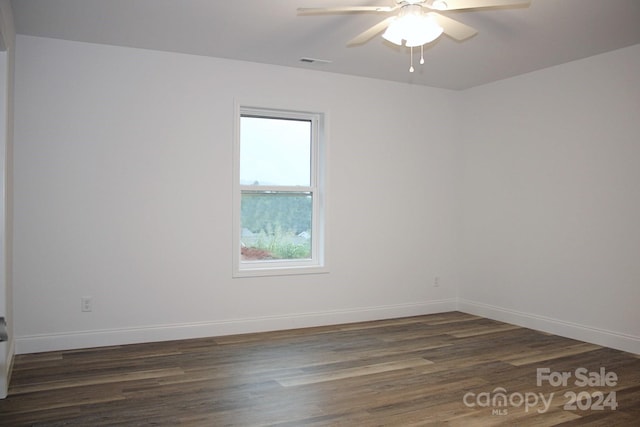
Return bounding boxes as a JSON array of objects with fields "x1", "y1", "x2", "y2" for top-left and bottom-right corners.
[
  {"x1": 81, "y1": 296, "x2": 93, "y2": 312},
  {"x1": 433, "y1": 276, "x2": 440, "y2": 287}
]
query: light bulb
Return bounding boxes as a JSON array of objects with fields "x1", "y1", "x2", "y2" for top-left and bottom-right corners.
[
  {"x1": 382, "y1": 18, "x2": 404, "y2": 45},
  {"x1": 405, "y1": 14, "x2": 443, "y2": 47}
]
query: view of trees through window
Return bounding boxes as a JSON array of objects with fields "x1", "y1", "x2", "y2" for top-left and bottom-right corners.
[
  {"x1": 239, "y1": 114, "x2": 315, "y2": 262},
  {"x1": 241, "y1": 192, "x2": 312, "y2": 260}
]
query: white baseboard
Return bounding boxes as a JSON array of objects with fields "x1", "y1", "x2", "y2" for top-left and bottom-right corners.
[
  {"x1": 16, "y1": 298, "x2": 638, "y2": 355},
  {"x1": 457, "y1": 299, "x2": 640, "y2": 355},
  {"x1": 15, "y1": 299, "x2": 457, "y2": 354}
]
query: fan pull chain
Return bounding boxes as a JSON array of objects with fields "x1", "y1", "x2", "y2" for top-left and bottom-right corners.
[
  {"x1": 409, "y1": 46, "x2": 414, "y2": 73},
  {"x1": 420, "y1": 45, "x2": 425, "y2": 65}
]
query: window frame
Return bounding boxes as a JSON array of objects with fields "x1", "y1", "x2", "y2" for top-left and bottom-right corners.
[{"x1": 232, "y1": 104, "x2": 327, "y2": 277}]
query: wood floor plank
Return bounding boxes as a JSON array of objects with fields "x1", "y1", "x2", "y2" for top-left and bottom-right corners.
[
  {"x1": 1, "y1": 312, "x2": 638, "y2": 426},
  {"x1": 276, "y1": 358, "x2": 434, "y2": 387},
  {"x1": 505, "y1": 343, "x2": 603, "y2": 366},
  {"x1": 8, "y1": 367, "x2": 185, "y2": 395}
]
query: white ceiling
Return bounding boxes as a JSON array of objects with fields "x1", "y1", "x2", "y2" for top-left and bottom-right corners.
[{"x1": 10, "y1": 0, "x2": 640, "y2": 90}]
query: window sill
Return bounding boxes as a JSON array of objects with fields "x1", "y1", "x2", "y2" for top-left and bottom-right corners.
[{"x1": 233, "y1": 264, "x2": 329, "y2": 278}]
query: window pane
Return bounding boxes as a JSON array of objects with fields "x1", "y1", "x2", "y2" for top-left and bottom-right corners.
[
  {"x1": 240, "y1": 116, "x2": 311, "y2": 186},
  {"x1": 241, "y1": 191, "x2": 312, "y2": 261}
]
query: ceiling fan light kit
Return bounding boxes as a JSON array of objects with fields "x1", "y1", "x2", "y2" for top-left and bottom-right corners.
[
  {"x1": 298, "y1": 0, "x2": 531, "y2": 73},
  {"x1": 381, "y1": 6, "x2": 444, "y2": 47}
]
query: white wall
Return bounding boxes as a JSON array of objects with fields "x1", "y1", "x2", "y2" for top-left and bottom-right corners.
[
  {"x1": 458, "y1": 44, "x2": 640, "y2": 353},
  {"x1": 13, "y1": 35, "x2": 460, "y2": 353},
  {"x1": 12, "y1": 34, "x2": 640, "y2": 355}
]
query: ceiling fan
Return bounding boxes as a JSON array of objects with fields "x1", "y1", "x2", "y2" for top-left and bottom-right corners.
[{"x1": 298, "y1": 0, "x2": 531, "y2": 71}]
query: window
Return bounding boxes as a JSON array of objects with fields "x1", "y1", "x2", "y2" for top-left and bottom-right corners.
[{"x1": 233, "y1": 106, "x2": 326, "y2": 277}]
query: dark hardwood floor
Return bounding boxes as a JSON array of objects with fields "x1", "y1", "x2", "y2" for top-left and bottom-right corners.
[{"x1": 1, "y1": 312, "x2": 638, "y2": 426}]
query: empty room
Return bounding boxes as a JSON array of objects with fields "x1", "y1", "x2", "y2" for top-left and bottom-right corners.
[{"x1": 0, "y1": 0, "x2": 639, "y2": 425}]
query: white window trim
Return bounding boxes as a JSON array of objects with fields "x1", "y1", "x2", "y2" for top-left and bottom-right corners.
[{"x1": 232, "y1": 103, "x2": 328, "y2": 278}]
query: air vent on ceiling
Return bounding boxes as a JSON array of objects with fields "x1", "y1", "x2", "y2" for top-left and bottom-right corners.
[{"x1": 299, "y1": 57, "x2": 333, "y2": 65}]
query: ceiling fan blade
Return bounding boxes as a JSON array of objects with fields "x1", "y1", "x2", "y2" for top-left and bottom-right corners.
[
  {"x1": 429, "y1": 12, "x2": 477, "y2": 41},
  {"x1": 297, "y1": 6, "x2": 395, "y2": 15},
  {"x1": 347, "y1": 16, "x2": 395, "y2": 46},
  {"x1": 435, "y1": 0, "x2": 530, "y2": 11}
]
